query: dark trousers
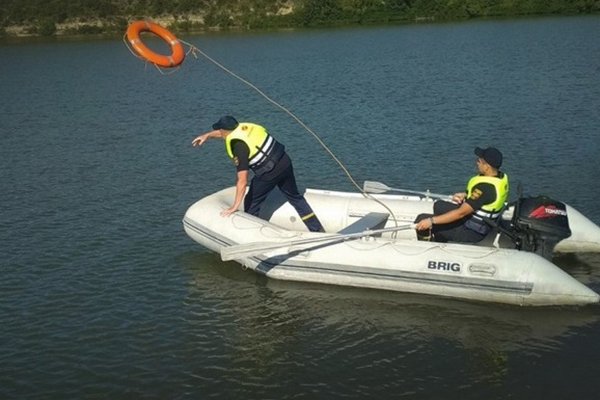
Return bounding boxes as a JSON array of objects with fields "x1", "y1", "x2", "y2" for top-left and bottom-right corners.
[
  {"x1": 415, "y1": 200, "x2": 485, "y2": 243},
  {"x1": 244, "y1": 160, "x2": 324, "y2": 232}
]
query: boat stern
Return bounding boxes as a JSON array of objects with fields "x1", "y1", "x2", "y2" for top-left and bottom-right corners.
[{"x1": 555, "y1": 204, "x2": 600, "y2": 253}]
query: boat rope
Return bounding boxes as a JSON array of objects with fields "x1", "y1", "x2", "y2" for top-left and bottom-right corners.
[
  {"x1": 123, "y1": 24, "x2": 400, "y2": 229},
  {"x1": 182, "y1": 41, "x2": 360, "y2": 186},
  {"x1": 123, "y1": 21, "x2": 398, "y2": 227},
  {"x1": 179, "y1": 40, "x2": 400, "y2": 229}
]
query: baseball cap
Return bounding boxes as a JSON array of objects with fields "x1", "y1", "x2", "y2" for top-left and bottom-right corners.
[
  {"x1": 474, "y1": 146, "x2": 503, "y2": 169},
  {"x1": 212, "y1": 115, "x2": 239, "y2": 130}
]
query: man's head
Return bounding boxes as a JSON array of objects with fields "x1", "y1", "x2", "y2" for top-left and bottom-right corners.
[
  {"x1": 475, "y1": 146, "x2": 502, "y2": 171},
  {"x1": 212, "y1": 115, "x2": 239, "y2": 131}
]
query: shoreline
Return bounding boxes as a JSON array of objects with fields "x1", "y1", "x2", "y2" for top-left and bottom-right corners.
[{"x1": 1, "y1": 12, "x2": 598, "y2": 42}]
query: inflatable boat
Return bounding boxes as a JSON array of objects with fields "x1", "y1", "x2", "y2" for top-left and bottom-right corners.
[{"x1": 182, "y1": 183, "x2": 600, "y2": 306}]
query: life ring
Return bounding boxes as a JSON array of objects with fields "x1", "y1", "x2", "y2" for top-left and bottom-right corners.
[{"x1": 126, "y1": 21, "x2": 185, "y2": 68}]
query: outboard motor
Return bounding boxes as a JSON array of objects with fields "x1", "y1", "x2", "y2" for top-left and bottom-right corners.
[{"x1": 510, "y1": 196, "x2": 572, "y2": 259}]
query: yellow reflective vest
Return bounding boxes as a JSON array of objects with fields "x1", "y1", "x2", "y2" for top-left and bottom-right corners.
[
  {"x1": 466, "y1": 173, "x2": 509, "y2": 224},
  {"x1": 225, "y1": 123, "x2": 269, "y2": 160},
  {"x1": 224, "y1": 123, "x2": 284, "y2": 175}
]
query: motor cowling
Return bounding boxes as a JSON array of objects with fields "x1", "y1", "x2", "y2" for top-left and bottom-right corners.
[{"x1": 511, "y1": 196, "x2": 572, "y2": 259}]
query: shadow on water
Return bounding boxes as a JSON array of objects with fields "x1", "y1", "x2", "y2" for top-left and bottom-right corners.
[{"x1": 553, "y1": 252, "x2": 600, "y2": 288}]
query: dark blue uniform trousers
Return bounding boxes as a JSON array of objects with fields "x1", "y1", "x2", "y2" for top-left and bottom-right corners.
[
  {"x1": 414, "y1": 200, "x2": 485, "y2": 243},
  {"x1": 244, "y1": 159, "x2": 324, "y2": 232}
]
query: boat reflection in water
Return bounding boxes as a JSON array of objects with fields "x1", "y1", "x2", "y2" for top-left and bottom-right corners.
[{"x1": 180, "y1": 250, "x2": 600, "y2": 387}]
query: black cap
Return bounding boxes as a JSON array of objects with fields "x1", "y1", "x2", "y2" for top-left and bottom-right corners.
[
  {"x1": 475, "y1": 146, "x2": 503, "y2": 169},
  {"x1": 212, "y1": 115, "x2": 238, "y2": 131}
]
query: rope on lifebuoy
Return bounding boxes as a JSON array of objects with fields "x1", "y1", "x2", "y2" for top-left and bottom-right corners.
[
  {"x1": 175, "y1": 42, "x2": 399, "y2": 226},
  {"x1": 124, "y1": 20, "x2": 185, "y2": 69},
  {"x1": 123, "y1": 21, "x2": 399, "y2": 226}
]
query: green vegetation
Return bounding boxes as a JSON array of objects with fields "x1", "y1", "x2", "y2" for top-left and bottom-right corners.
[{"x1": 1, "y1": 0, "x2": 598, "y2": 37}]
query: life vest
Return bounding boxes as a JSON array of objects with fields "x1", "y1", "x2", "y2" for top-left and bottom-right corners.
[
  {"x1": 464, "y1": 173, "x2": 509, "y2": 234},
  {"x1": 224, "y1": 123, "x2": 285, "y2": 175}
]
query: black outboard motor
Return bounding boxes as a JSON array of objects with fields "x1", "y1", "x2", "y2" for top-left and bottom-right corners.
[{"x1": 510, "y1": 196, "x2": 572, "y2": 259}]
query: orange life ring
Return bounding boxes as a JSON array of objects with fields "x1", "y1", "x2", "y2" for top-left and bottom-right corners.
[{"x1": 126, "y1": 21, "x2": 185, "y2": 68}]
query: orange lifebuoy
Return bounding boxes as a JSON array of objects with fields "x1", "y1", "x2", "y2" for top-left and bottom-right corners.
[{"x1": 126, "y1": 21, "x2": 185, "y2": 68}]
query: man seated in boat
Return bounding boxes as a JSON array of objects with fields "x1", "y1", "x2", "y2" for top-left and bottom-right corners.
[
  {"x1": 414, "y1": 146, "x2": 509, "y2": 243},
  {"x1": 192, "y1": 116, "x2": 325, "y2": 232}
]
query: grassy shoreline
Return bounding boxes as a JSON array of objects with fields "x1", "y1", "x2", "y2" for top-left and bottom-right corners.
[{"x1": 2, "y1": 9, "x2": 598, "y2": 42}]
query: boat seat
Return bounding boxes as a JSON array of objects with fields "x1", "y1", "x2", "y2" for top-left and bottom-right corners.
[{"x1": 338, "y1": 212, "x2": 389, "y2": 236}]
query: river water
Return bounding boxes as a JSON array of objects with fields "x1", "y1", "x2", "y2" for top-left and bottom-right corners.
[{"x1": 2, "y1": 16, "x2": 600, "y2": 399}]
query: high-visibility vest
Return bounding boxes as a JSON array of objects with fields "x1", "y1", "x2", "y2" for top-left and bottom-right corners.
[
  {"x1": 464, "y1": 173, "x2": 509, "y2": 234},
  {"x1": 224, "y1": 123, "x2": 284, "y2": 175}
]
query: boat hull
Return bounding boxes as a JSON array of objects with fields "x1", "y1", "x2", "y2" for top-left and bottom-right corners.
[{"x1": 183, "y1": 187, "x2": 600, "y2": 306}]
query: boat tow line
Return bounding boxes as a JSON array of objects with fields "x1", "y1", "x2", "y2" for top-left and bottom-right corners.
[{"x1": 124, "y1": 20, "x2": 401, "y2": 228}]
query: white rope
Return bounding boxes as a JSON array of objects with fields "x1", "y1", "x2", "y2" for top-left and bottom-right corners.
[
  {"x1": 126, "y1": 34, "x2": 400, "y2": 228},
  {"x1": 180, "y1": 40, "x2": 399, "y2": 228},
  {"x1": 182, "y1": 41, "x2": 363, "y2": 186}
]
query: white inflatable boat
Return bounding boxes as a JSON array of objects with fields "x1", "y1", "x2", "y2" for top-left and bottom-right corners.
[{"x1": 183, "y1": 184, "x2": 600, "y2": 306}]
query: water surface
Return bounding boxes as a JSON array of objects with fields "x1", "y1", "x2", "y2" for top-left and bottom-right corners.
[{"x1": 1, "y1": 16, "x2": 600, "y2": 399}]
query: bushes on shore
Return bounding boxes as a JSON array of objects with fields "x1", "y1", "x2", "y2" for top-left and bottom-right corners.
[{"x1": 1, "y1": 0, "x2": 598, "y2": 37}]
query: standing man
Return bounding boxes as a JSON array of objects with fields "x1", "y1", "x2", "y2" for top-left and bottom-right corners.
[
  {"x1": 414, "y1": 146, "x2": 509, "y2": 243},
  {"x1": 192, "y1": 116, "x2": 325, "y2": 232}
]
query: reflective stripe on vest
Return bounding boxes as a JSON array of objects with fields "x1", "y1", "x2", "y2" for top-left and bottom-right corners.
[
  {"x1": 225, "y1": 123, "x2": 271, "y2": 165},
  {"x1": 466, "y1": 173, "x2": 510, "y2": 220}
]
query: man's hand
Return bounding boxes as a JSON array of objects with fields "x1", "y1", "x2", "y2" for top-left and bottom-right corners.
[
  {"x1": 451, "y1": 192, "x2": 466, "y2": 204},
  {"x1": 415, "y1": 217, "x2": 433, "y2": 231},
  {"x1": 220, "y1": 207, "x2": 237, "y2": 217},
  {"x1": 192, "y1": 133, "x2": 209, "y2": 147}
]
